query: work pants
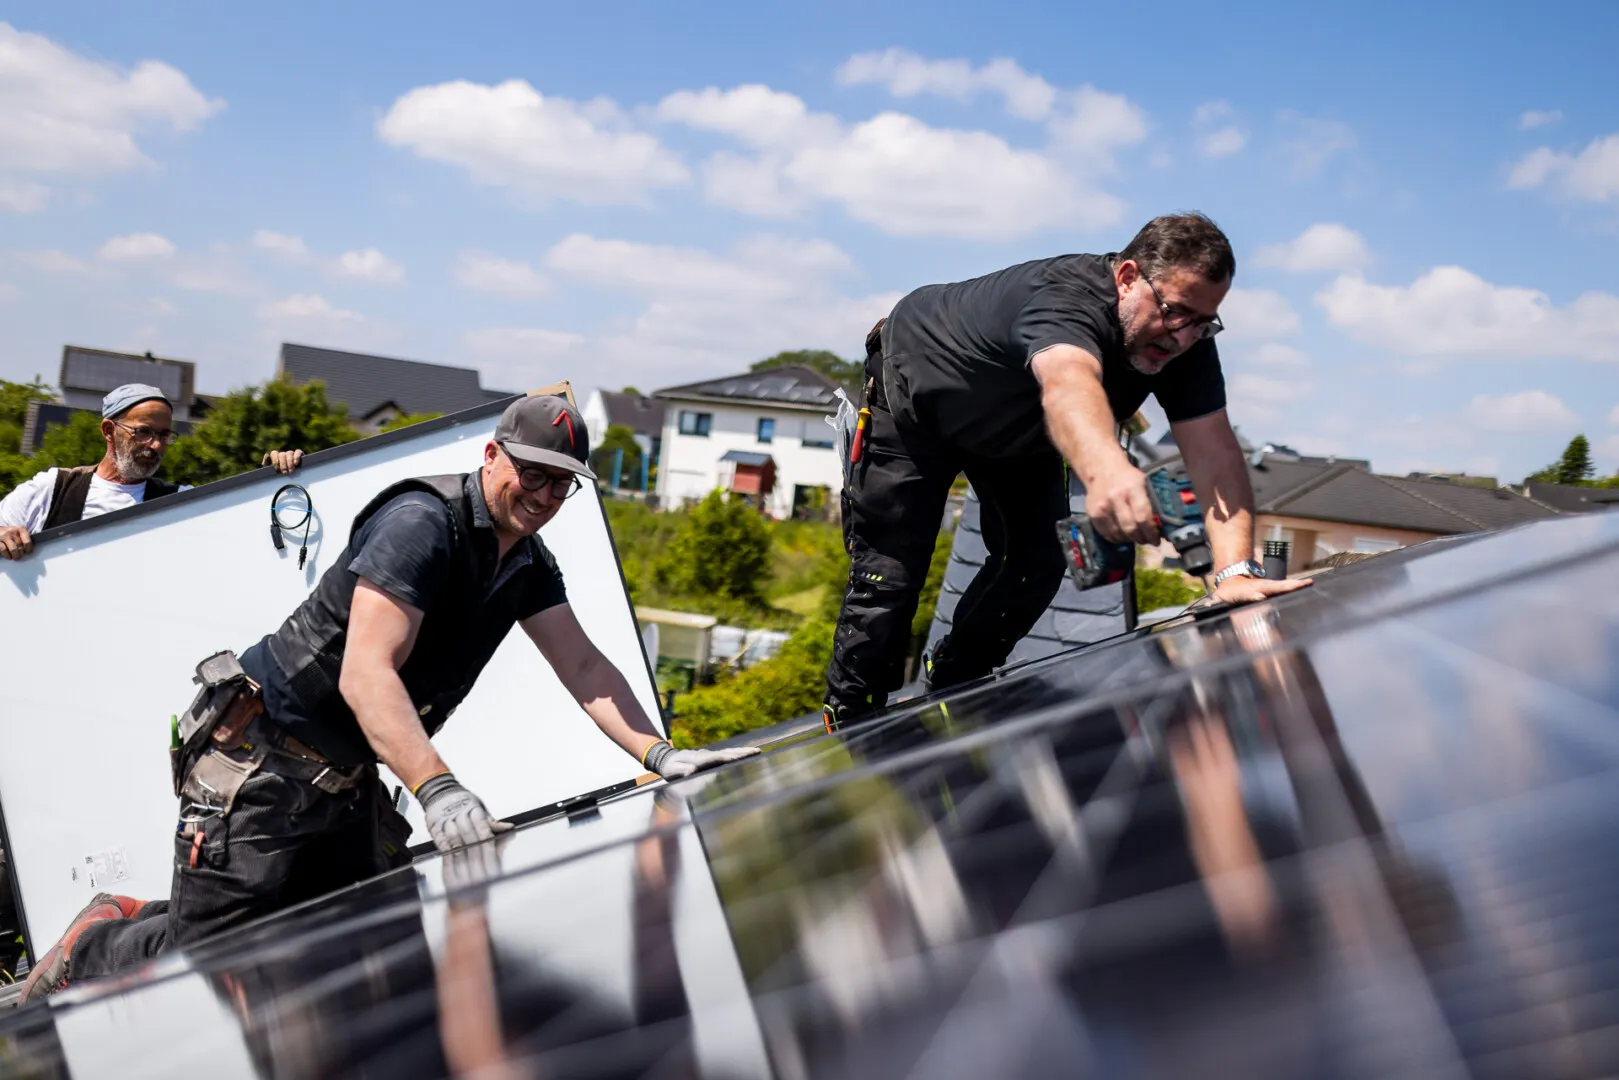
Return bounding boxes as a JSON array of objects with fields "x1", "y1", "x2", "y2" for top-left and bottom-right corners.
[
  {"x1": 69, "y1": 733, "x2": 411, "y2": 982},
  {"x1": 824, "y1": 351, "x2": 1070, "y2": 725}
]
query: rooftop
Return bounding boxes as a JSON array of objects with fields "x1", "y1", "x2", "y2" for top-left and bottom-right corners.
[
  {"x1": 654, "y1": 365, "x2": 842, "y2": 410},
  {"x1": 277, "y1": 343, "x2": 511, "y2": 420}
]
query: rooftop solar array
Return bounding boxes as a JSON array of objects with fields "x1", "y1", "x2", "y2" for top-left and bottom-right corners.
[{"x1": 3, "y1": 511, "x2": 1617, "y2": 1078}]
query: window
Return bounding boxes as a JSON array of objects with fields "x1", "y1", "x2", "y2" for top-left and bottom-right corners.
[
  {"x1": 678, "y1": 410, "x2": 712, "y2": 437},
  {"x1": 757, "y1": 417, "x2": 775, "y2": 443}
]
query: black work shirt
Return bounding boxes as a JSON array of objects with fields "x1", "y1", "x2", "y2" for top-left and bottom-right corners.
[
  {"x1": 241, "y1": 472, "x2": 568, "y2": 763},
  {"x1": 882, "y1": 253, "x2": 1226, "y2": 458}
]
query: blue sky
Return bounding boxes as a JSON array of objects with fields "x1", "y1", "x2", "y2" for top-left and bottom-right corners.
[{"x1": 3, "y1": 1, "x2": 1617, "y2": 481}]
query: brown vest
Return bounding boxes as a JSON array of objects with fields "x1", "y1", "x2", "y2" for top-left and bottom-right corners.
[{"x1": 42, "y1": 466, "x2": 181, "y2": 531}]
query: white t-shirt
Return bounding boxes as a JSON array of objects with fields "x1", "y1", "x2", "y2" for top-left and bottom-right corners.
[{"x1": 0, "y1": 468, "x2": 194, "y2": 533}]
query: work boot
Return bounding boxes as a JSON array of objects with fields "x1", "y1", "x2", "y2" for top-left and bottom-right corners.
[
  {"x1": 108, "y1": 895, "x2": 158, "y2": 920},
  {"x1": 20, "y1": 893, "x2": 125, "y2": 1005}
]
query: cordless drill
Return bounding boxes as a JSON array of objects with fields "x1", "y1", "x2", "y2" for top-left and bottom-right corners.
[{"x1": 1056, "y1": 463, "x2": 1214, "y2": 591}]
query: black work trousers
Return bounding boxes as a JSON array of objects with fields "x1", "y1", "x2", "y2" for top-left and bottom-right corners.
[
  {"x1": 824, "y1": 351, "x2": 1070, "y2": 724},
  {"x1": 69, "y1": 737, "x2": 410, "y2": 982}
]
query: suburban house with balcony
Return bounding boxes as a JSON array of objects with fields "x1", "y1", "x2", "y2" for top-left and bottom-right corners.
[
  {"x1": 277, "y1": 343, "x2": 511, "y2": 433},
  {"x1": 652, "y1": 366, "x2": 845, "y2": 520}
]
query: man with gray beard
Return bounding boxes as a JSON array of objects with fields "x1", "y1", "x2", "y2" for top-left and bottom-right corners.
[
  {"x1": 0, "y1": 383, "x2": 303, "y2": 559},
  {"x1": 823, "y1": 213, "x2": 1309, "y2": 730}
]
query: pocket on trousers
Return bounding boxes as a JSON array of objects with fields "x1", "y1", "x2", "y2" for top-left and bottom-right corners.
[{"x1": 175, "y1": 807, "x2": 231, "y2": 872}]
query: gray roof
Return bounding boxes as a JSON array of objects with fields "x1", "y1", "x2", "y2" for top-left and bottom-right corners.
[
  {"x1": 924, "y1": 475, "x2": 1128, "y2": 672},
  {"x1": 654, "y1": 365, "x2": 841, "y2": 410},
  {"x1": 719, "y1": 450, "x2": 774, "y2": 466},
  {"x1": 60, "y1": 345, "x2": 195, "y2": 404},
  {"x1": 1525, "y1": 482, "x2": 1619, "y2": 514},
  {"x1": 278, "y1": 343, "x2": 510, "y2": 420},
  {"x1": 598, "y1": 391, "x2": 667, "y2": 436}
]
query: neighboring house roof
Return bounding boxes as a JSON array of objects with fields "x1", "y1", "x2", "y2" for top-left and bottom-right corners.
[
  {"x1": 924, "y1": 476, "x2": 1128, "y2": 673},
  {"x1": 278, "y1": 343, "x2": 510, "y2": 420},
  {"x1": 60, "y1": 345, "x2": 195, "y2": 404},
  {"x1": 597, "y1": 391, "x2": 667, "y2": 436},
  {"x1": 654, "y1": 365, "x2": 841, "y2": 410},
  {"x1": 720, "y1": 450, "x2": 775, "y2": 467},
  {"x1": 1258, "y1": 462, "x2": 1559, "y2": 534},
  {"x1": 1524, "y1": 481, "x2": 1619, "y2": 513}
]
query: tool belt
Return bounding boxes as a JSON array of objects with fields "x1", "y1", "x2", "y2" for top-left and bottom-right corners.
[{"x1": 174, "y1": 650, "x2": 369, "y2": 815}]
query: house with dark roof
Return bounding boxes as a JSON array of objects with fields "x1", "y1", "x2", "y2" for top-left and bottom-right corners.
[
  {"x1": 580, "y1": 389, "x2": 669, "y2": 489},
  {"x1": 652, "y1": 366, "x2": 844, "y2": 519},
  {"x1": 277, "y1": 343, "x2": 511, "y2": 433},
  {"x1": 1520, "y1": 481, "x2": 1619, "y2": 514},
  {"x1": 1195, "y1": 449, "x2": 1563, "y2": 574},
  {"x1": 22, "y1": 346, "x2": 206, "y2": 453}
]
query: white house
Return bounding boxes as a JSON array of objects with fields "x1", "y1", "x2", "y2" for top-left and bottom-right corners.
[
  {"x1": 653, "y1": 365, "x2": 846, "y2": 520},
  {"x1": 581, "y1": 388, "x2": 667, "y2": 490}
]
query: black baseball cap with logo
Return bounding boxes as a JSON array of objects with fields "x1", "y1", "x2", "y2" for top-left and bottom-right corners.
[{"x1": 493, "y1": 394, "x2": 597, "y2": 480}]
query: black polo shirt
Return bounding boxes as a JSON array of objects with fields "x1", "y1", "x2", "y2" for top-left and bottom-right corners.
[
  {"x1": 882, "y1": 253, "x2": 1226, "y2": 458},
  {"x1": 241, "y1": 472, "x2": 567, "y2": 763}
]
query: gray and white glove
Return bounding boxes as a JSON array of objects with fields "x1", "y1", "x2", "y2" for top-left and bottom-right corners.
[
  {"x1": 643, "y1": 741, "x2": 760, "y2": 780},
  {"x1": 416, "y1": 772, "x2": 513, "y2": 853}
]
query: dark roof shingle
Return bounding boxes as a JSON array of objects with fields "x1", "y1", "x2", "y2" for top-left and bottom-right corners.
[
  {"x1": 278, "y1": 343, "x2": 510, "y2": 420},
  {"x1": 654, "y1": 366, "x2": 841, "y2": 409},
  {"x1": 599, "y1": 391, "x2": 667, "y2": 435}
]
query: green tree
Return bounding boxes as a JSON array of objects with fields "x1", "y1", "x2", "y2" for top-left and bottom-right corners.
[
  {"x1": 620, "y1": 385, "x2": 642, "y2": 395},
  {"x1": 0, "y1": 376, "x2": 56, "y2": 453},
  {"x1": 377, "y1": 411, "x2": 442, "y2": 433},
  {"x1": 1526, "y1": 434, "x2": 1598, "y2": 486},
  {"x1": 653, "y1": 489, "x2": 772, "y2": 602},
  {"x1": 31, "y1": 410, "x2": 112, "y2": 469},
  {"x1": 591, "y1": 423, "x2": 644, "y2": 488},
  {"x1": 669, "y1": 616, "x2": 836, "y2": 747},
  {"x1": 163, "y1": 379, "x2": 358, "y2": 486},
  {"x1": 1135, "y1": 566, "x2": 1205, "y2": 613},
  {"x1": 750, "y1": 349, "x2": 862, "y2": 389}
]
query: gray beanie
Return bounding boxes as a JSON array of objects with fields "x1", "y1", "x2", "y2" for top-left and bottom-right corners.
[{"x1": 102, "y1": 383, "x2": 171, "y2": 419}]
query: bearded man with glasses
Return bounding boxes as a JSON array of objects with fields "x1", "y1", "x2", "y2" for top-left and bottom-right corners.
[
  {"x1": 823, "y1": 212, "x2": 1310, "y2": 731},
  {"x1": 0, "y1": 382, "x2": 304, "y2": 559},
  {"x1": 22, "y1": 393, "x2": 755, "y2": 1004}
]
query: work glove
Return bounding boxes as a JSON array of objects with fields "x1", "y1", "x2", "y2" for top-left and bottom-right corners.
[
  {"x1": 416, "y1": 772, "x2": 513, "y2": 854},
  {"x1": 643, "y1": 741, "x2": 760, "y2": 780}
]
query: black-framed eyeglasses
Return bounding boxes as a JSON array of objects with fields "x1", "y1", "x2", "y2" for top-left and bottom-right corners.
[
  {"x1": 1143, "y1": 277, "x2": 1224, "y2": 340},
  {"x1": 112, "y1": 420, "x2": 178, "y2": 446},
  {"x1": 500, "y1": 444, "x2": 583, "y2": 499}
]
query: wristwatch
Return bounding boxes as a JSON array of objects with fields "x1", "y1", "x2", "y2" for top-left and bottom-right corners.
[{"x1": 1211, "y1": 559, "x2": 1265, "y2": 587}]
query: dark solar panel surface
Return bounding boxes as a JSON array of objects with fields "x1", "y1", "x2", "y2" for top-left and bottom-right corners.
[{"x1": 4, "y1": 512, "x2": 1618, "y2": 1078}]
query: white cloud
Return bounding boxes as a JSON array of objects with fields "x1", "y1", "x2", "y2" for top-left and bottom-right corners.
[
  {"x1": 1219, "y1": 287, "x2": 1301, "y2": 340},
  {"x1": 835, "y1": 48, "x2": 1058, "y2": 120},
  {"x1": 1253, "y1": 223, "x2": 1370, "y2": 273},
  {"x1": 1608, "y1": 404, "x2": 1619, "y2": 426},
  {"x1": 259, "y1": 293, "x2": 362, "y2": 323},
  {"x1": 335, "y1": 248, "x2": 404, "y2": 284},
  {"x1": 96, "y1": 232, "x2": 176, "y2": 260},
  {"x1": 251, "y1": 229, "x2": 310, "y2": 258},
  {"x1": 1192, "y1": 100, "x2": 1245, "y2": 159},
  {"x1": 0, "y1": 179, "x2": 48, "y2": 213},
  {"x1": 1226, "y1": 372, "x2": 1313, "y2": 426},
  {"x1": 1518, "y1": 109, "x2": 1562, "y2": 130},
  {"x1": 377, "y1": 79, "x2": 689, "y2": 206},
  {"x1": 18, "y1": 249, "x2": 101, "y2": 275},
  {"x1": 1198, "y1": 127, "x2": 1247, "y2": 158},
  {"x1": 1508, "y1": 134, "x2": 1619, "y2": 203},
  {"x1": 538, "y1": 232, "x2": 899, "y2": 390},
  {"x1": 659, "y1": 83, "x2": 1136, "y2": 239},
  {"x1": 1277, "y1": 114, "x2": 1355, "y2": 178},
  {"x1": 454, "y1": 252, "x2": 548, "y2": 297},
  {"x1": 1465, "y1": 390, "x2": 1578, "y2": 434},
  {"x1": 1316, "y1": 267, "x2": 1619, "y2": 363},
  {"x1": 0, "y1": 22, "x2": 222, "y2": 207},
  {"x1": 1045, "y1": 85, "x2": 1148, "y2": 164},
  {"x1": 1242, "y1": 342, "x2": 1312, "y2": 370},
  {"x1": 463, "y1": 328, "x2": 586, "y2": 394}
]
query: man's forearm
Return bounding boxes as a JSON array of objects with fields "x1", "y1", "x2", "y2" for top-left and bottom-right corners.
[
  {"x1": 1036, "y1": 350, "x2": 1131, "y2": 484},
  {"x1": 340, "y1": 664, "x2": 449, "y2": 790},
  {"x1": 570, "y1": 653, "x2": 665, "y2": 761},
  {"x1": 1182, "y1": 430, "x2": 1257, "y2": 572}
]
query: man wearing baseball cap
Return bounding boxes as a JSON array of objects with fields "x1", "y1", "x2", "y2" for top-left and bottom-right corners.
[
  {"x1": 23, "y1": 393, "x2": 755, "y2": 1003},
  {"x1": 0, "y1": 382, "x2": 304, "y2": 559}
]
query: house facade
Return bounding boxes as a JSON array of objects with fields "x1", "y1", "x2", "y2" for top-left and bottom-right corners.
[
  {"x1": 653, "y1": 366, "x2": 845, "y2": 520},
  {"x1": 23, "y1": 346, "x2": 206, "y2": 453}
]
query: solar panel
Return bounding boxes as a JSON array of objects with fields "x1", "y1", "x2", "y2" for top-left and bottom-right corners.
[{"x1": 3, "y1": 512, "x2": 1617, "y2": 1078}]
